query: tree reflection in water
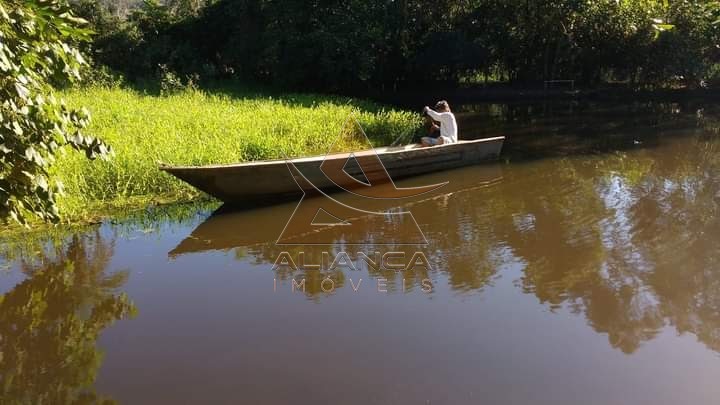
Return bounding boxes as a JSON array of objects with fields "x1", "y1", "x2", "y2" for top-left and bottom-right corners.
[
  {"x1": 497, "y1": 135, "x2": 720, "y2": 354},
  {"x1": 171, "y1": 129, "x2": 720, "y2": 355},
  {"x1": 0, "y1": 230, "x2": 136, "y2": 404}
]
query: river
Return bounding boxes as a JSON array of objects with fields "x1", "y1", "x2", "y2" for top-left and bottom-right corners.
[{"x1": 1, "y1": 100, "x2": 719, "y2": 404}]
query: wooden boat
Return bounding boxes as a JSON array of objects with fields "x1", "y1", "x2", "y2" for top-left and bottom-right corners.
[{"x1": 159, "y1": 136, "x2": 504, "y2": 205}]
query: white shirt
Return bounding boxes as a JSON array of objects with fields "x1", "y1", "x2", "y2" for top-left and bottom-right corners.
[{"x1": 425, "y1": 109, "x2": 458, "y2": 143}]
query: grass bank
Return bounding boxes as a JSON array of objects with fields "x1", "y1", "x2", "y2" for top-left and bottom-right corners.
[{"x1": 50, "y1": 86, "x2": 421, "y2": 221}]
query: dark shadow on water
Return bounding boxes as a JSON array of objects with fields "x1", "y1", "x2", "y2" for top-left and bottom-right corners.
[{"x1": 455, "y1": 99, "x2": 712, "y2": 162}]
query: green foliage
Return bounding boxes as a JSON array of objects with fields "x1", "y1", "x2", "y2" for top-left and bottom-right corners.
[
  {"x1": 78, "y1": 62, "x2": 126, "y2": 88},
  {"x1": 640, "y1": 0, "x2": 720, "y2": 86},
  {"x1": 157, "y1": 64, "x2": 198, "y2": 95},
  {"x1": 75, "y1": 0, "x2": 720, "y2": 90},
  {"x1": 50, "y1": 86, "x2": 421, "y2": 220},
  {"x1": 70, "y1": 0, "x2": 121, "y2": 43},
  {"x1": 157, "y1": 64, "x2": 185, "y2": 94},
  {"x1": 0, "y1": 0, "x2": 111, "y2": 225}
]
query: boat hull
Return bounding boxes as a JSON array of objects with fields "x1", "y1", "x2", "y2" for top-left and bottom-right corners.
[{"x1": 159, "y1": 136, "x2": 504, "y2": 205}]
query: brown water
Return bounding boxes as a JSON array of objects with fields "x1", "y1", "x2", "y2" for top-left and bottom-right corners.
[{"x1": 2, "y1": 101, "x2": 720, "y2": 404}]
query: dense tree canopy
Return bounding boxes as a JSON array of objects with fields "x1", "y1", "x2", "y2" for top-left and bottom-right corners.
[{"x1": 78, "y1": 0, "x2": 720, "y2": 91}]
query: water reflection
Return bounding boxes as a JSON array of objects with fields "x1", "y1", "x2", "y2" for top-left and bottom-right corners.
[
  {"x1": 0, "y1": 231, "x2": 136, "y2": 403},
  {"x1": 498, "y1": 136, "x2": 720, "y2": 354},
  {"x1": 171, "y1": 133, "x2": 720, "y2": 354},
  {"x1": 2, "y1": 101, "x2": 720, "y2": 404},
  {"x1": 170, "y1": 165, "x2": 505, "y2": 297}
]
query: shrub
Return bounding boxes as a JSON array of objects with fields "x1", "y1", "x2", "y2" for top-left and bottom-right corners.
[{"x1": 0, "y1": 0, "x2": 111, "y2": 225}]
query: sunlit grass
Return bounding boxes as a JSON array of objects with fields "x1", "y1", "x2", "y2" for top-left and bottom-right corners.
[{"x1": 53, "y1": 86, "x2": 421, "y2": 220}]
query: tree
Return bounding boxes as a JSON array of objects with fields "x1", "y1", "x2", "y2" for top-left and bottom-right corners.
[{"x1": 0, "y1": 0, "x2": 111, "y2": 225}]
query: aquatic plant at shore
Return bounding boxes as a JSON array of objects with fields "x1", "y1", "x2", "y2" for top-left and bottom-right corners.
[{"x1": 50, "y1": 87, "x2": 421, "y2": 221}]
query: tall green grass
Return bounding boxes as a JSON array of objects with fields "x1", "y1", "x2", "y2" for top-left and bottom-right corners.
[{"x1": 53, "y1": 87, "x2": 421, "y2": 219}]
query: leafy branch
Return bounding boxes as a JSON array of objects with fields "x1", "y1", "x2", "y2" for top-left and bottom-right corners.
[{"x1": 0, "y1": 0, "x2": 111, "y2": 225}]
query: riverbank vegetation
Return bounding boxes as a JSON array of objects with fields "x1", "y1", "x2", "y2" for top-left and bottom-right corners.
[
  {"x1": 77, "y1": 0, "x2": 720, "y2": 91},
  {"x1": 1, "y1": 0, "x2": 112, "y2": 226},
  {"x1": 2, "y1": 1, "x2": 420, "y2": 226},
  {"x1": 51, "y1": 86, "x2": 419, "y2": 220},
  {"x1": 3, "y1": 0, "x2": 720, "y2": 225}
]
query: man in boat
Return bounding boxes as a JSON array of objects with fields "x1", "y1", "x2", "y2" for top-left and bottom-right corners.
[
  {"x1": 424, "y1": 113, "x2": 441, "y2": 139},
  {"x1": 421, "y1": 100, "x2": 458, "y2": 146}
]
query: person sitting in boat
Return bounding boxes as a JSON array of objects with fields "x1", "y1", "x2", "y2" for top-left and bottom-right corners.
[
  {"x1": 421, "y1": 100, "x2": 457, "y2": 146},
  {"x1": 424, "y1": 113, "x2": 441, "y2": 140}
]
